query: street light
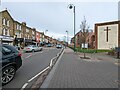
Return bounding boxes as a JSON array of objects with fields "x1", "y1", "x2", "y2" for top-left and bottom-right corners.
[
  {"x1": 68, "y1": 4, "x2": 76, "y2": 52},
  {"x1": 42, "y1": 30, "x2": 48, "y2": 43},
  {"x1": 66, "y1": 30, "x2": 68, "y2": 45},
  {"x1": 64, "y1": 36, "x2": 66, "y2": 42},
  {"x1": 45, "y1": 30, "x2": 48, "y2": 35}
]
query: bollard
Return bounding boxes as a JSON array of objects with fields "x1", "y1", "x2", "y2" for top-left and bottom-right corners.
[{"x1": 117, "y1": 52, "x2": 120, "y2": 59}]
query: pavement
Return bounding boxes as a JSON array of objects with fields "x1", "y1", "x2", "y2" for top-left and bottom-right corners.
[{"x1": 41, "y1": 47, "x2": 119, "y2": 88}]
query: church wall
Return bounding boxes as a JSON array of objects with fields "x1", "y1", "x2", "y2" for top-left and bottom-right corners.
[
  {"x1": 98, "y1": 24, "x2": 118, "y2": 49},
  {"x1": 95, "y1": 21, "x2": 120, "y2": 50}
]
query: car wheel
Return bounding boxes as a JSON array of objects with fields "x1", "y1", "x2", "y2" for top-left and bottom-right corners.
[
  {"x1": 32, "y1": 49, "x2": 35, "y2": 52},
  {"x1": 1, "y1": 66, "x2": 16, "y2": 86},
  {"x1": 41, "y1": 48, "x2": 43, "y2": 51}
]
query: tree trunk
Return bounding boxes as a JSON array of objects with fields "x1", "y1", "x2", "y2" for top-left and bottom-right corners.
[{"x1": 84, "y1": 41, "x2": 86, "y2": 58}]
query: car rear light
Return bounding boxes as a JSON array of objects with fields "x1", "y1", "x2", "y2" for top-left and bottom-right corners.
[
  {"x1": 18, "y1": 53, "x2": 22, "y2": 57},
  {"x1": 26, "y1": 48, "x2": 30, "y2": 50}
]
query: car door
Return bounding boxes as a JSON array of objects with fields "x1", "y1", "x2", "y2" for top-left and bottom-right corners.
[
  {"x1": 0, "y1": 50, "x2": 2, "y2": 71},
  {"x1": 36, "y1": 46, "x2": 39, "y2": 51},
  {"x1": 2, "y1": 46, "x2": 16, "y2": 68},
  {"x1": 33, "y1": 45, "x2": 37, "y2": 51}
]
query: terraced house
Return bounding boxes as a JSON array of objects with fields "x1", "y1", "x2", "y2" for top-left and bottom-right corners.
[
  {"x1": 0, "y1": 10, "x2": 14, "y2": 45},
  {"x1": 0, "y1": 10, "x2": 36, "y2": 48},
  {"x1": 14, "y1": 21, "x2": 24, "y2": 48},
  {"x1": 0, "y1": 9, "x2": 59, "y2": 47}
]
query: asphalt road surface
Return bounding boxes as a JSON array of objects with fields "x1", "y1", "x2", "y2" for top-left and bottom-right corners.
[{"x1": 3, "y1": 47, "x2": 61, "y2": 89}]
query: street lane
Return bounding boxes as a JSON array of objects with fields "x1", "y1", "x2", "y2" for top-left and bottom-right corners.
[{"x1": 3, "y1": 47, "x2": 61, "y2": 88}]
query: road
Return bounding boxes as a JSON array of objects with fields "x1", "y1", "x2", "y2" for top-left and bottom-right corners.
[{"x1": 3, "y1": 47, "x2": 61, "y2": 89}]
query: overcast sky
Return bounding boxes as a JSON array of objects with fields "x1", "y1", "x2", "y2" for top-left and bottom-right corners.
[{"x1": 1, "y1": 0, "x2": 119, "y2": 42}]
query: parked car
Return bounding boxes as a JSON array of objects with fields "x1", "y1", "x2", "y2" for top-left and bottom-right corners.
[
  {"x1": 24, "y1": 45, "x2": 42, "y2": 52},
  {"x1": 56, "y1": 44, "x2": 62, "y2": 49},
  {"x1": 46, "y1": 43, "x2": 53, "y2": 47},
  {"x1": 0, "y1": 44, "x2": 22, "y2": 86}
]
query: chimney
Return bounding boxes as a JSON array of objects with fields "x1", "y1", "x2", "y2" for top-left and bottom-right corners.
[
  {"x1": 22, "y1": 22, "x2": 26, "y2": 26},
  {"x1": 32, "y1": 28, "x2": 36, "y2": 31}
]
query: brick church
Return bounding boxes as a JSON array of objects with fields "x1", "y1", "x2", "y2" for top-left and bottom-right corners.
[{"x1": 95, "y1": 20, "x2": 120, "y2": 50}]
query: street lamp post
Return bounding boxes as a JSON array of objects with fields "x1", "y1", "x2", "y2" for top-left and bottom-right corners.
[
  {"x1": 43, "y1": 30, "x2": 48, "y2": 44},
  {"x1": 68, "y1": 4, "x2": 76, "y2": 52},
  {"x1": 66, "y1": 30, "x2": 68, "y2": 46},
  {"x1": 45, "y1": 30, "x2": 48, "y2": 35}
]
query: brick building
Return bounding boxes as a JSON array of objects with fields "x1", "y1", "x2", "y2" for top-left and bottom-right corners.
[
  {"x1": 71, "y1": 30, "x2": 95, "y2": 49},
  {"x1": 0, "y1": 10, "x2": 14, "y2": 45},
  {"x1": 0, "y1": 10, "x2": 37, "y2": 48},
  {"x1": 14, "y1": 21, "x2": 24, "y2": 48},
  {"x1": 0, "y1": 9, "x2": 58, "y2": 48}
]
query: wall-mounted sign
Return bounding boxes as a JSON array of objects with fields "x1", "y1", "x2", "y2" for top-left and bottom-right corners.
[
  {"x1": 0, "y1": 35, "x2": 14, "y2": 41},
  {"x1": 82, "y1": 43, "x2": 88, "y2": 48}
]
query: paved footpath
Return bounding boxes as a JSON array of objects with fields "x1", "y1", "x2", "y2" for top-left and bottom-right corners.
[{"x1": 41, "y1": 48, "x2": 119, "y2": 88}]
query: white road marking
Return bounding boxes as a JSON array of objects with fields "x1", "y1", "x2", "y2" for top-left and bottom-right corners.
[
  {"x1": 25, "y1": 51, "x2": 43, "y2": 59},
  {"x1": 21, "y1": 66, "x2": 49, "y2": 89},
  {"x1": 50, "y1": 57, "x2": 56, "y2": 67},
  {"x1": 28, "y1": 66, "x2": 49, "y2": 82},
  {"x1": 25, "y1": 54, "x2": 32, "y2": 59},
  {"x1": 21, "y1": 83, "x2": 28, "y2": 90},
  {"x1": 21, "y1": 48, "x2": 64, "y2": 90},
  {"x1": 41, "y1": 49, "x2": 65, "y2": 88}
]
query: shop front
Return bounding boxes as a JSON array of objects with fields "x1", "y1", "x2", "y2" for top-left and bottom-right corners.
[
  {"x1": 25, "y1": 39, "x2": 32, "y2": 46},
  {"x1": 0, "y1": 35, "x2": 14, "y2": 45},
  {"x1": 14, "y1": 38, "x2": 24, "y2": 49}
]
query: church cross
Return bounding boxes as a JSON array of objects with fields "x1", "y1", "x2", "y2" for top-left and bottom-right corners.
[{"x1": 104, "y1": 27, "x2": 111, "y2": 42}]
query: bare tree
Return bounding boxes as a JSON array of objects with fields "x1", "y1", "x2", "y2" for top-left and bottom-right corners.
[{"x1": 80, "y1": 16, "x2": 90, "y2": 58}]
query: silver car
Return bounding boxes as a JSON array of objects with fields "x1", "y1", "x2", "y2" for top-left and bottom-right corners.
[
  {"x1": 24, "y1": 45, "x2": 42, "y2": 52},
  {"x1": 56, "y1": 44, "x2": 62, "y2": 49}
]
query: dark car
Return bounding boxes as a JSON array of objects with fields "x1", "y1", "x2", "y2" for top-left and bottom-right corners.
[
  {"x1": 15, "y1": 45, "x2": 21, "y2": 50},
  {"x1": 0, "y1": 44, "x2": 22, "y2": 86}
]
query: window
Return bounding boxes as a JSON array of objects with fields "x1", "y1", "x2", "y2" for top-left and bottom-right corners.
[
  {"x1": 7, "y1": 20, "x2": 10, "y2": 27},
  {"x1": 32, "y1": 31, "x2": 35, "y2": 35},
  {"x1": 2, "y1": 46, "x2": 12, "y2": 55},
  {"x1": 28, "y1": 35, "x2": 29, "y2": 39},
  {"x1": 26, "y1": 29, "x2": 29, "y2": 32},
  {"x1": 2, "y1": 18, "x2": 6, "y2": 25},
  {"x1": 32, "y1": 36, "x2": 35, "y2": 39},
  {"x1": 19, "y1": 25, "x2": 21, "y2": 30},
  {"x1": 16, "y1": 24, "x2": 22, "y2": 30},
  {"x1": 37, "y1": 33, "x2": 39, "y2": 36},
  {"x1": 3, "y1": 28, "x2": 10, "y2": 36},
  {"x1": 17, "y1": 24, "x2": 19, "y2": 30},
  {"x1": 3, "y1": 28, "x2": 6, "y2": 35}
]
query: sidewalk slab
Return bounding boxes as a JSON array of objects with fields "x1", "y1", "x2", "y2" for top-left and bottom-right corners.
[{"x1": 41, "y1": 48, "x2": 119, "y2": 88}]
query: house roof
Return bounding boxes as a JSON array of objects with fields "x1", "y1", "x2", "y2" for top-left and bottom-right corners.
[
  {"x1": 95, "y1": 20, "x2": 120, "y2": 26},
  {"x1": 0, "y1": 10, "x2": 14, "y2": 21}
]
